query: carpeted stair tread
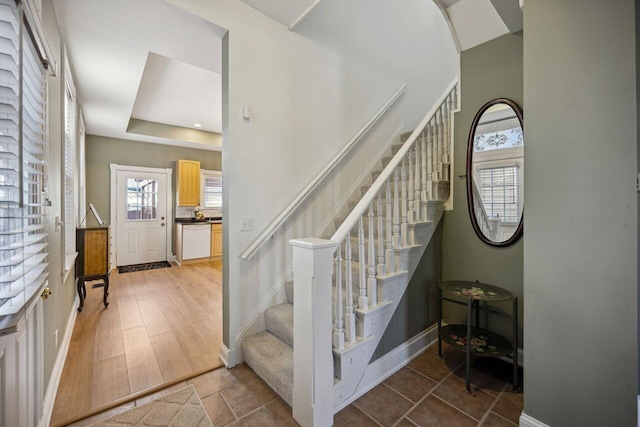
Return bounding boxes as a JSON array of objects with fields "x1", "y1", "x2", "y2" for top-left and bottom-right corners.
[
  {"x1": 242, "y1": 331, "x2": 293, "y2": 406},
  {"x1": 265, "y1": 302, "x2": 294, "y2": 346},
  {"x1": 285, "y1": 280, "x2": 294, "y2": 305}
]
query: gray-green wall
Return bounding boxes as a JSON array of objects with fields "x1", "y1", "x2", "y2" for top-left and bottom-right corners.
[
  {"x1": 85, "y1": 135, "x2": 222, "y2": 227},
  {"x1": 523, "y1": 1, "x2": 637, "y2": 425},
  {"x1": 373, "y1": 221, "x2": 443, "y2": 360},
  {"x1": 442, "y1": 33, "x2": 524, "y2": 346}
]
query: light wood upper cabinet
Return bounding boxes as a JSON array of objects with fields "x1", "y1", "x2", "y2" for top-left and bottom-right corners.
[{"x1": 177, "y1": 159, "x2": 200, "y2": 206}]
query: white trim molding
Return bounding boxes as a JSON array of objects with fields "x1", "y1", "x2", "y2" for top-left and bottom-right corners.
[
  {"x1": 520, "y1": 413, "x2": 551, "y2": 427},
  {"x1": 219, "y1": 343, "x2": 240, "y2": 368},
  {"x1": 39, "y1": 299, "x2": 78, "y2": 427}
]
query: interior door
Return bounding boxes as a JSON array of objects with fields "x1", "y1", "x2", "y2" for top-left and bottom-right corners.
[{"x1": 116, "y1": 170, "x2": 168, "y2": 266}]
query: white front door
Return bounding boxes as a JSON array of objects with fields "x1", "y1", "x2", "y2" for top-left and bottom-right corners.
[{"x1": 116, "y1": 170, "x2": 168, "y2": 266}]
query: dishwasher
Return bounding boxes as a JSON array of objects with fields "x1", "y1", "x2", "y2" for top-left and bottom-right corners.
[{"x1": 182, "y1": 223, "x2": 212, "y2": 260}]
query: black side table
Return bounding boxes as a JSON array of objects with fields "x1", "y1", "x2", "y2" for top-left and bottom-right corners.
[{"x1": 438, "y1": 280, "x2": 518, "y2": 393}]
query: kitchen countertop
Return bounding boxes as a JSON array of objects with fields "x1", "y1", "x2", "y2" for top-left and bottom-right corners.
[{"x1": 175, "y1": 217, "x2": 222, "y2": 224}]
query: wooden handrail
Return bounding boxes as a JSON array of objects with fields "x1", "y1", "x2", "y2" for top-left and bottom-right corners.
[
  {"x1": 331, "y1": 77, "x2": 458, "y2": 245},
  {"x1": 240, "y1": 83, "x2": 408, "y2": 260}
]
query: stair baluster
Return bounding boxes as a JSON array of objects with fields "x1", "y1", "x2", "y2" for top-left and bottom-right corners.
[
  {"x1": 400, "y1": 157, "x2": 408, "y2": 247},
  {"x1": 424, "y1": 126, "x2": 432, "y2": 217},
  {"x1": 333, "y1": 243, "x2": 345, "y2": 350},
  {"x1": 414, "y1": 137, "x2": 422, "y2": 224},
  {"x1": 385, "y1": 178, "x2": 394, "y2": 274},
  {"x1": 358, "y1": 218, "x2": 368, "y2": 310},
  {"x1": 367, "y1": 203, "x2": 377, "y2": 307},
  {"x1": 377, "y1": 192, "x2": 385, "y2": 276},
  {"x1": 344, "y1": 237, "x2": 356, "y2": 342},
  {"x1": 392, "y1": 167, "x2": 401, "y2": 248},
  {"x1": 408, "y1": 148, "x2": 415, "y2": 226}
]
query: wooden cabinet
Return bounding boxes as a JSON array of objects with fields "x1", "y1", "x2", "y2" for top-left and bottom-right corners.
[
  {"x1": 76, "y1": 226, "x2": 110, "y2": 312},
  {"x1": 211, "y1": 223, "x2": 222, "y2": 260},
  {"x1": 177, "y1": 159, "x2": 200, "y2": 206}
]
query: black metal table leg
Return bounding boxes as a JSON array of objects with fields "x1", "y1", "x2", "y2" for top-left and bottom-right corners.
[
  {"x1": 465, "y1": 296, "x2": 473, "y2": 394},
  {"x1": 438, "y1": 285, "x2": 443, "y2": 357},
  {"x1": 513, "y1": 296, "x2": 518, "y2": 391}
]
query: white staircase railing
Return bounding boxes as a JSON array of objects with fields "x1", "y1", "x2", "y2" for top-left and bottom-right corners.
[
  {"x1": 291, "y1": 78, "x2": 458, "y2": 427},
  {"x1": 470, "y1": 178, "x2": 499, "y2": 241}
]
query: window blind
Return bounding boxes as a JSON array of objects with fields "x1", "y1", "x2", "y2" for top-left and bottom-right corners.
[
  {"x1": 0, "y1": 0, "x2": 49, "y2": 316},
  {"x1": 63, "y1": 83, "x2": 74, "y2": 254},
  {"x1": 202, "y1": 172, "x2": 221, "y2": 208},
  {"x1": 478, "y1": 166, "x2": 519, "y2": 223}
]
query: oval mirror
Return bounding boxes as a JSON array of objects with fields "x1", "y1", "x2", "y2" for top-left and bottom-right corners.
[{"x1": 466, "y1": 98, "x2": 523, "y2": 247}]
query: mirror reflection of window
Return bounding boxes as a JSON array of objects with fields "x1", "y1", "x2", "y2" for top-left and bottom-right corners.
[{"x1": 468, "y1": 100, "x2": 524, "y2": 244}]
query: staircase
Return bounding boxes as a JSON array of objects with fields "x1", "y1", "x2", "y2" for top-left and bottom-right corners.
[{"x1": 242, "y1": 81, "x2": 458, "y2": 425}]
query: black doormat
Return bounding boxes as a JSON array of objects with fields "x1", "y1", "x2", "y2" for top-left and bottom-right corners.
[{"x1": 118, "y1": 261, "x2": 172, "y2": 274}]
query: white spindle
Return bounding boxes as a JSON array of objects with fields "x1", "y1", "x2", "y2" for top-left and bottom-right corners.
[
  {"x1": 333, "y1": 243, "x2": 345, "y2": 350},
  {"x1": 444, "y1": 96, "x2": 452, "y2": 165},
  {"x1": 408, "y1": 147, "x2": 415, "y2": 226},
  {"x1": 393, "y1": 167, "x2": 401, "y2": 248},
  {"x1": 436, "y1": 109, "x2": 443, "y2": 181},
  {"x1": 414, "y1": 139, "x2": 422, "y2": 224},
  {"x1": 344, "y1": 237, "x2": 355, "y2": 342},
  {"x1": 385, "y1": 178, "x2": 394, "y2": 274},
  {"x1": 367, "y1": 202, "x2": 377, "y2": 307},
  {"x1": 358, "y1": 218, "x2": 367, "y2": 310},
  {"x1": 400, "y1": 157, "x2": 408, "y2": 247},
  {"x1": 377, "y1": 191, "x2": 385, "y2": 276},
  {"x1": 425, "y1": 124, "x2": 432, "y2": 202}
]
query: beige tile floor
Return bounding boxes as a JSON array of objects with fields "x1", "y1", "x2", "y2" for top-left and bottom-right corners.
[{"x1": 69, "y1": 342, "x2": 523, "y2": 427}]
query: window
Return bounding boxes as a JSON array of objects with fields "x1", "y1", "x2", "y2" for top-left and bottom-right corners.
[
  {"x1": 478, "y1": 166, "x2": 519, "y2": 222},
  {"x1": 63, "y1": 79, "x2": 75, "y2": 257},
  {"x1": 201, "y1": 170, "x2": 222, "y2": 209},
  {"x1": 0, "y1": 0, "x2": 50, "y2": 317},
  {"x1": 126, "y1": 178, "x2": 159, "y2": 221}
]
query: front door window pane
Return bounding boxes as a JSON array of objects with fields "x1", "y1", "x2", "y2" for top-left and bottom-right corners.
[{"x1": 126, "y1": 178, "x2": 159, "y2": 221}]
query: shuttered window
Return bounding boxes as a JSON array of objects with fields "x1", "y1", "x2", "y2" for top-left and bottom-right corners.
[
  {"x1": 202, "y1": 171, "x2": 222, "y2": 208},
  {"x1": 63, "y1": 80, "x2": 74, "y2": 255},
  {"x1": 0, "y1": 0, "x2": 49, "y2": 317},
  {"x1": 478, "y1": 166, "x2": 519, "y2": 223}
]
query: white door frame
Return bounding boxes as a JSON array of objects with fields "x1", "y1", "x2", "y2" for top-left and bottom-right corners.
[{"x1": 110, "y1": 164, "x2": 174, "y2": 270}]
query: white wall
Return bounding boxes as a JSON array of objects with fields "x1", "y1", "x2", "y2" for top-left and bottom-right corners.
[
  {"x1": 169, "y1": 0, "x2": 458, "y2": 359},
  {"x1": 523, "y1": 1, "x2": 637, "y2": 425}
]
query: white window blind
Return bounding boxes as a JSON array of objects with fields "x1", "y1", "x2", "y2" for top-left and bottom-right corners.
[
  {"x1": 0, "y1": 0, "x2": 49, "y2": 317},
  {"x1": 202, "y1": 171, "x2": 221, "y2": 208},
  {"x1": 478, "y1": 166, "x2": 519, "y2": 223},
  {"x1": 63, "y1": 82, "x2": 74, "y2": 254}
]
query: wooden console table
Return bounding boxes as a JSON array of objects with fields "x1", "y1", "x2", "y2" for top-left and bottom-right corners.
[{"x1": 76, "y1": 226, "x2": 110, "y2": 312}]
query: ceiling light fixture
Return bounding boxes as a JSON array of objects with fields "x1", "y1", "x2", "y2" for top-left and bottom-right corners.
[{"x1": 194, "y1": 123, "x2": 202, "y2": 128}]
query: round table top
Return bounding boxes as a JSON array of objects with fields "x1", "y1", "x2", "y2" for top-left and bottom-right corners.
[{"x1": 439, "y1": 280, "x2": 513, "y2": 302}]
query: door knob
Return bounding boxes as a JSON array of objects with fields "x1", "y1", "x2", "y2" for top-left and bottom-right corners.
[{"x1": 41, "y1": 287, "x2": 51, "y2": 299}]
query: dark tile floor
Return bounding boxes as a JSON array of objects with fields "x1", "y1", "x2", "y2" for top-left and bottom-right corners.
[{"x1": 70, "y1": 343, "x2": 523, "y2": 426}]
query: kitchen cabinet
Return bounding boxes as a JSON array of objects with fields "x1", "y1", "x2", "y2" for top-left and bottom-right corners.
[
  {"x1": 211, "y1": 223, "x2": 222, "y2": 261},
  {"x1": 177, "y1": 159, "x2": 200, "y2": 206}
]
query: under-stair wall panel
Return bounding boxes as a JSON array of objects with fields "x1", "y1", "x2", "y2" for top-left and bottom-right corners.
[{"x1": 371, "y1": 220, "x2": 443, "y2": 361}]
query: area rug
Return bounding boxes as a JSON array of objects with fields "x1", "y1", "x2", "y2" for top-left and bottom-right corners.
[
  {"x1": 118, "y1": 261, "x2": 172, "y2": 274},
  {"x1": 89, "y1": 385, "x2": 213, "y2": 427}
]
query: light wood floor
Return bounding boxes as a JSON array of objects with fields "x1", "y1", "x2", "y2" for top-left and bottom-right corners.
[{"x1": 50, "y1": 261, "x2": 223, "y2": 426}]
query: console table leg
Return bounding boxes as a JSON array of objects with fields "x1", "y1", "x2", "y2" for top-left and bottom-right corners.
[
  {"x1": 437, "y1": 286, "x2": 443, "y2": 357},
  {"x1": 465, "y1": 297, "x2": 473, "y2": 394},
  {"x1": 513, "y1": 297, "x2": 518, "y2": 391},
  {"x1": 77, "y1": 279, "x2": 85, "y2": 312},
  {"x1": 103, "y1": 275, "x2": 110, "y2": 307}
]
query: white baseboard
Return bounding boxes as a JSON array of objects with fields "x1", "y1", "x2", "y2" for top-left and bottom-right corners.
[
  {"x1": 219, "y1": 343, "x2": 240, "y2": 368},
  {"x1": 520, "y1": 412, "x2": 550, "y2": 427},
  {"x1": 334, "y1": 324, "x2": 439, "y2": 412},
  {"x1": 39, "y1": 299, "x2": 78, "y2": 427}
]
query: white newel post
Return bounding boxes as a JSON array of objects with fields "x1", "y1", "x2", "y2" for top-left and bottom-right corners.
[{"x1": 290, "y1": 238, "x2": 337, "y2": 427}]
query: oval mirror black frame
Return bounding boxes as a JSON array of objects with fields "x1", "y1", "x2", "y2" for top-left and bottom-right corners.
[{"x1": 466, "y1": 98, "x2": 524, "y2": 247}]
